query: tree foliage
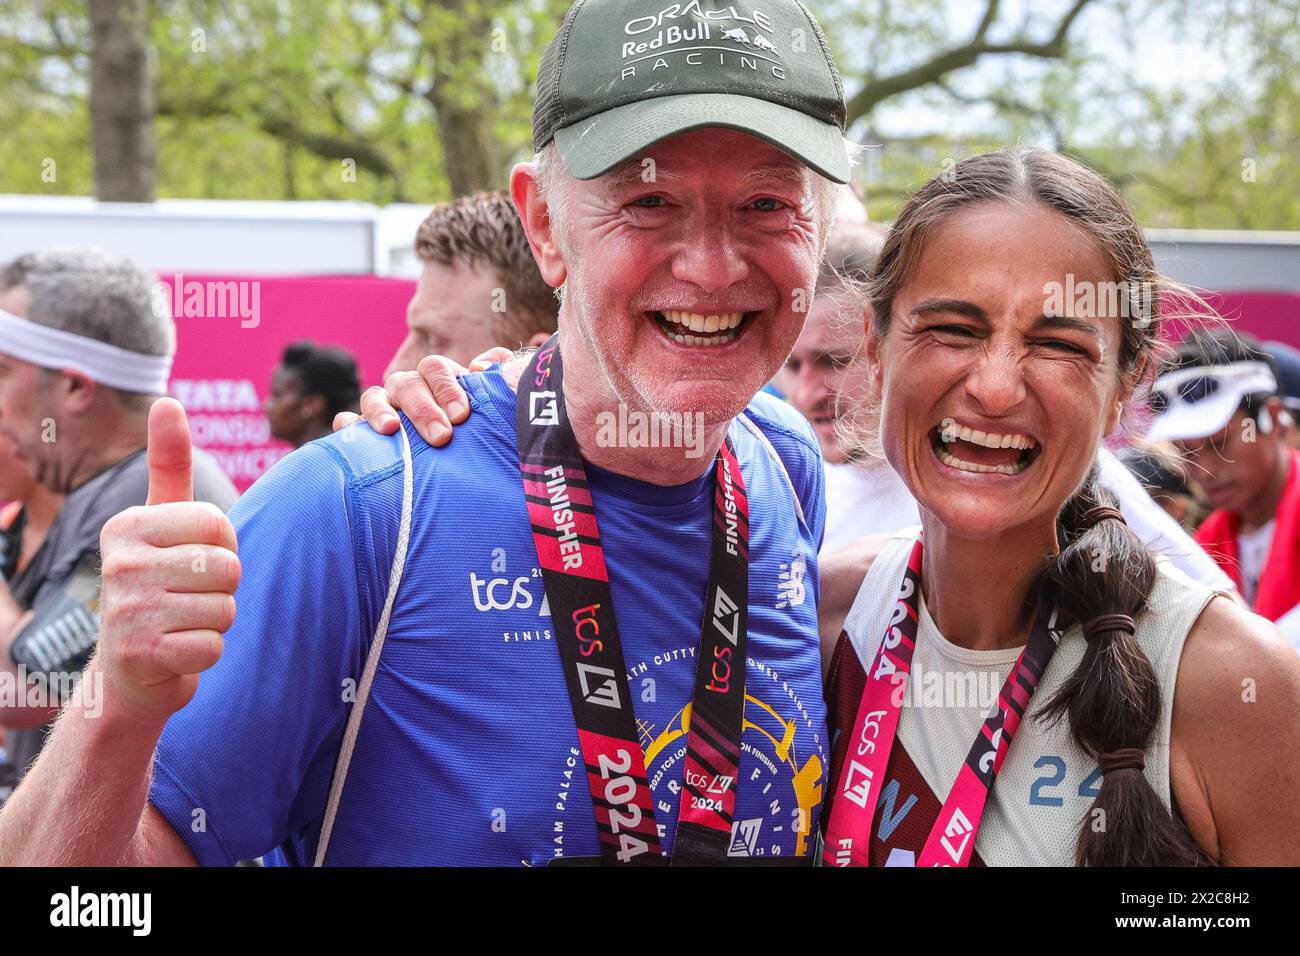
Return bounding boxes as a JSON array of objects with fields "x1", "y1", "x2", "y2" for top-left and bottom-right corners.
[{"x1": 0, "y1": 0, "x2": 1296, "y2": 228}]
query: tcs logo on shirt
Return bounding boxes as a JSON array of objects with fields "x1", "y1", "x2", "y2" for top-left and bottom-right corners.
[
  {"x1": 469, "y1": 572, "x2": 535, "y2": 612},
  {"x1": 469, "y1": 548, "x2": 552, "y2": 616}
]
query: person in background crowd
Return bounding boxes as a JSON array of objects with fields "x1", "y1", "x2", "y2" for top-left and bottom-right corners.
[
  {"x1": 0, "y1": 247, "x2": 237, "y2": 787},
  {"x1": 1263, "y1": 340, "x2": 1300, "y2": 452},
  {"x1": 762, "y1": 184, "x2": 868, "y2": 402},
  {"x1": 0, "y1": 432, "x2": 61, "y2": 585},
  {"x1": 1150, "y1": 331, "x2": 1299, "y2": 633},
  {"x1": 0, "y1": 433, "x2": 61, "y2": 797},
  {"x1": 264, "y1": 340, "x2": 362, "y2": 448},
  {"x1": 386, "y1": 192, "x2": 559, "y2": 377},
  {"x1": 334, "y1": 193, "x2": 556, "y2": 446},
  {"x1": 1117, "y1": 443, "x2": 1211, "y2": 532},
  {"x1": 773, "y1": 223, "x2": 917, "y2": 550}
]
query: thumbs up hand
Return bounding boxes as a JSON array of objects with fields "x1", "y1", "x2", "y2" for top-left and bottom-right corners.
[{"x1": 97, "y1": 398, "x2": 241, "y2": 723}]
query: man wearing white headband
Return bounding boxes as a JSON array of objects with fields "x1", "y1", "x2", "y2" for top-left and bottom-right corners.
[
  {"x1": 0, "y1": 247, "x2": 237, "y2": 791},
  {"x1": 1150, "y1": 330, "x2": 1299, "y2": 646}
]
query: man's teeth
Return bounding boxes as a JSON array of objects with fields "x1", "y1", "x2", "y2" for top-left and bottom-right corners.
[
  {"x1": 668, "y1": 330, "x2": 738, "y2": 346},
  {"x1": 947, "y1": 424, "x2": 1035, "y2": 450},
  {"x1": 662, "y1": 310, "x2": 744, "y2": 334},
  {"x1": 938, "y1": 450, "x2": 1027, "y2": 475}
]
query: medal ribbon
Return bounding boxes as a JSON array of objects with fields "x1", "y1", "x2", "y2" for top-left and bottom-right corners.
[
  {"x1": 823, "y1": 535, "x2": 1061, "y2": 867},
  {"x1": 516, "y1": 335, "x2": 751, "y2": 865}
]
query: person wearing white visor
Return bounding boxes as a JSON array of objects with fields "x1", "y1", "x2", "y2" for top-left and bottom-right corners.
[
  {"x1": 1147, "y1": 359, "x2": 1284, "y2": 447},
  {"x1": 0, "y1": 248, "x2": 237, "y2": 796},
  {"x1": 1150, "y1": 331, "x2": 1299, "y2": 647}
]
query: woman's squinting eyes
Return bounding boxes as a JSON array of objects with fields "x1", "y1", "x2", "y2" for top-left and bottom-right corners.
[
  {"x1": 1037, "y1": 339, "x2": 1090, "y2": 356},
  {"x1": 922, "y1": 324, "x2": 980, "y2": 344},
  {"x1": 924, "y1": 324, "x2": 1094, "y2": 359}
]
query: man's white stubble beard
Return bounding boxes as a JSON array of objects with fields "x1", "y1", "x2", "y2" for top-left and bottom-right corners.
[{"x1": 561, "y1": 267, "x2": 674, "y2": 420}]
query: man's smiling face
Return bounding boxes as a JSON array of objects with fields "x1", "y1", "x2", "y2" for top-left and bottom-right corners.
[{"x1": 553, "y1": 128, "x2": 832, "y2": 427}]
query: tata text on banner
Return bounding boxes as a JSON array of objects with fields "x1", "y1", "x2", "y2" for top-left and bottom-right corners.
[{"x1": 161, "y1": 273, "x2": 411, "y2": 493}]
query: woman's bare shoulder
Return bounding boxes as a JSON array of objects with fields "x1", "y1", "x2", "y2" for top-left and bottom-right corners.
[{"x1": 1171, "y1": 595, "x2": 1300, "y2": 864}]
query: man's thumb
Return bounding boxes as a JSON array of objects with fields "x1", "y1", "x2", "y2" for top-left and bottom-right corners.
[{"x1": 146, "y1": 397, "x2": 194, "y2": 506}]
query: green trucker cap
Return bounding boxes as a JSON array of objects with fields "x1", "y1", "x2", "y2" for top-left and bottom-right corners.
[{"x1": 533, "y1": 0, "x2": 850, "y2": 183}]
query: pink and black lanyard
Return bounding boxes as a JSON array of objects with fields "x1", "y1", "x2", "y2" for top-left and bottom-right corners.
[
  {"x1": 823, "y1": 535, "x2": 1062, "y2": 867},
  {"x1": 516, "y1": 336, "x2": 751, "y2": 865}
]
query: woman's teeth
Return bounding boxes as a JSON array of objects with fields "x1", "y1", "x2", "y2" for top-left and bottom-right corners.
[
  {"x1": 947, "y1": 424, "x2": 1034, "y2": 450},
  {"x1": 937, "y1": 450, "x2": 1028, "y2": 475},
  {"x1": 936, "y1": 422, "x2": 1038, "y2": 475},
  {"x1": 657, "y1": 310, "x2": 743, "y2": 347}
]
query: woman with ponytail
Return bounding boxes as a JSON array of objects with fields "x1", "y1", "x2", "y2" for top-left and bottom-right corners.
[{"x1": 819, "y1": 147, "x2": 1300, "y2": 867}]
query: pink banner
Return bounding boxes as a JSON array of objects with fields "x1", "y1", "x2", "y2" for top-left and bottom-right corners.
[
  {"x1": 163, "y1": 273, "x2": 412, "y2": 493},
  {"x1": 1204, "y1": 292, "x2": 1300, "y2": 348}
]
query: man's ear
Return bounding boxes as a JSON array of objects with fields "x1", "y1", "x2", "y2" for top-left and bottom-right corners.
[
  {"x1": 58, "y1": 369, "x2": 98, "y2": 414},
  {"x1": 526, "y1": 331, "x2": 551, "y2": 349},
  {"x1": 511, "y1": 162, "x2": 567, "y2": 289}
]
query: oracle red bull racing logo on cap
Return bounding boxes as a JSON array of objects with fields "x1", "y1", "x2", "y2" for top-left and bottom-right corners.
[
  {"x1": 619, "y1": 3, "x2": 787, "y2": 81},
  {"x1": 624, "y1": 2, "x2": 776, "y2": 37}
]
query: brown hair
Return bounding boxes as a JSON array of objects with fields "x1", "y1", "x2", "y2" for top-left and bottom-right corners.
[
  {"x1": 414, "y1": 191, "x2": 558, "y2": 346},
  {"x1": 867, "y1": 147, "x2": 1212, "y2": 866}
]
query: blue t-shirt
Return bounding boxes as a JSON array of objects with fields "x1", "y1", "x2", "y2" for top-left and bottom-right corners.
[{"x1": 150, "y1": 366, "x2": 828, "y2": 865}]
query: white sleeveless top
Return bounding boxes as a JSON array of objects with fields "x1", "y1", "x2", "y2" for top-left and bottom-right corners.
[{"x1": 834, "y1": 529, "x2": 1223, "y2": 866}]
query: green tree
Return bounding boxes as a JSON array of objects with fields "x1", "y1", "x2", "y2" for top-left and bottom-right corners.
[{"x1": 1, "y1": 0, "x2": 1297, "y2": 230}]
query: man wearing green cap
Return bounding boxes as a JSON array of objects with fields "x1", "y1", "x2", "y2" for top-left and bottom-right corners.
[{"x1": 0, "y1": 0, "x2": 853, "y2": 866}]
